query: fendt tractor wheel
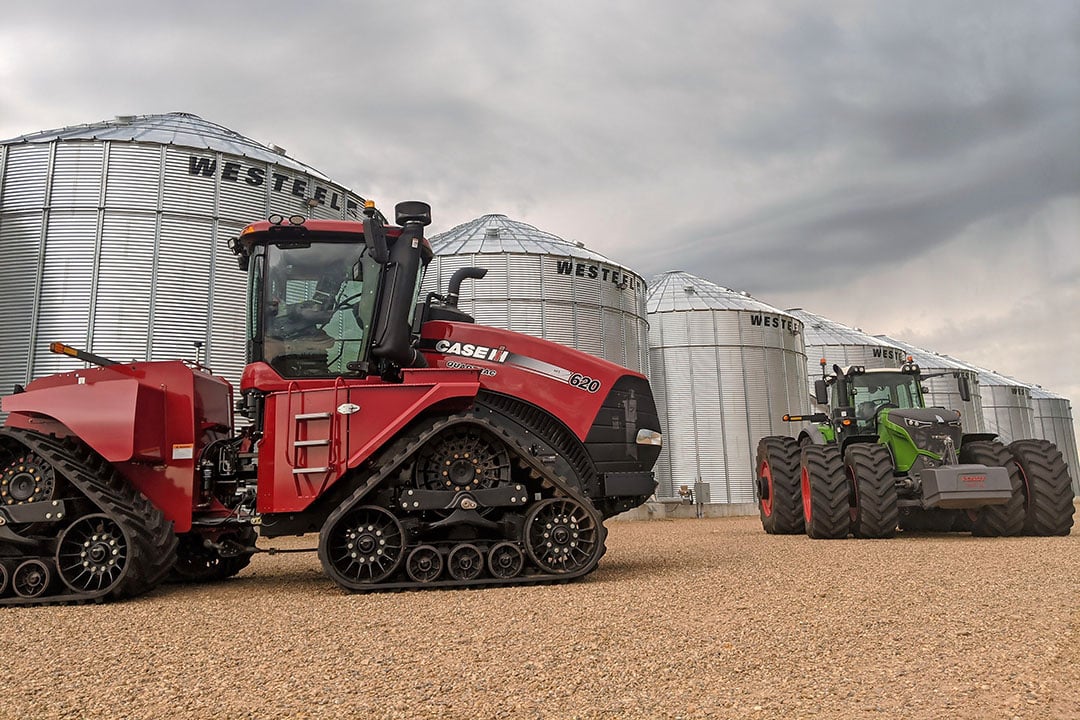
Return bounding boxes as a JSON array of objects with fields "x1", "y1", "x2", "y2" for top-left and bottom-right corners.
[
  {"x1": 524, "y1": 498, "x2": 603, "y2": 573},
  {"x1": 319, "y1": 505, "x2": 406, "y2": 589},
  {"x1": 755, "y1": 436, "x2": 804, "y2": 534},
  {"x1": 960, "y1": 441, "x2": 1024, "y2": 537},
  {"x1": 845, "y1": 444, "x2": 898, "y2": 539},
  {"x1": 800, "y1": 445, "x2": 850, "y2": 539},
  {"x1": 1008, "y1": 439, "x2": 1075, "y2": 536}
]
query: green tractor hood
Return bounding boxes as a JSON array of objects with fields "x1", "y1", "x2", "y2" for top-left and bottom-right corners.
[{"x1": 879, "y1": 407, "x2": 963, "y2": 472}]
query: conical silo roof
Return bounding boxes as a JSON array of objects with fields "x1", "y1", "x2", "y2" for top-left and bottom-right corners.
[
  {"x1": 647, "y1": 271, "x2": 792, "y2": 314},
  {"x1": 787, "y1": 308, "x2": 896, "y2": 350},
  {"x1": 430, "y1": 214, "x2": 618, "y2": 265},
  {"x1": 875, "y1": 335, "x2": 972, "y2": 371},
  {"x1": 1, "y1": 111, "x2": 332, "y2": 180}
]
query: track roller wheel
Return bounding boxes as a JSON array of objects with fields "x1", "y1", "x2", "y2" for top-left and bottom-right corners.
[
  {"x1": 56, "y1": 514, "x2": 130, "y2": 593},
  {"x1": 487, "y1": 542, "x2": 525, "y2": 579},
  {"x1": 800, "y1": 445, "x2": 850, "y2": 539},
  {"x1": 845, "y1": 444, "x2": 898, "y2": 538},
  {"x1": 1008, "y1": 439, "x2": 1075, "y2": 536},
  {"x1": 319, "y1": 505, "x2": 405, "y2": 588},
  {"x1": 447, "y1": 544, "x2": 484, "y2": 581},
  {"x1": 0, "y1": 563, "x2": 9, "y2": 596},
  {"x1": 12, "y1": 559, "x2": 53, "y2": 599},
  {"x1": 525, "y1": 498, "x2": 601, "y2": 573},
  {"x1": 960, "y1": 440, "x2": 1024, "y2": 537},
  {"x1": 406, "y1": 545, "x2": 443, "y2": 583},
  {"x1": 755, "y1": 436, "x2": 804, "y2": 534}
]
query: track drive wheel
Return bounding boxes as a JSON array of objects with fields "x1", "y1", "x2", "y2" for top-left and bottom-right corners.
[
  {"x1": 56, "y1": 514, "x2": 131, "y2": 594},
  {"x1": 756, "y1": 436, "x2": 804, "y2": 534},
  {"x1": 525, "y1": 498, "x2": 602, "y2": 573},
  {"x1": 845, "y1": 444, "x2": 898, "y2": 538},
  {"x1": 800, "y1": 445, "x2": 850, "y2": 539},
  {"x1": 960, "y1": 441, "x2": 1024, "y2": 537},
  {"x1": 319, "y1": 505, "x2": 406, "y2": 589},
  {"x1": 1008, "y1": 439, "x2": 1075, "y2": 536}
]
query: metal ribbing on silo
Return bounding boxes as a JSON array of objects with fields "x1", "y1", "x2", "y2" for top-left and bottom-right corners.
[
  {"x1": 0, "y1": 112, "x2": 367, "y2": 399},
  {"x1": 963, "y1": 367, "x2": 1036, "y2": 444},
  {"x1": 875, "y1": 335, "x2": 986, "y2": 433},
  {"x1": 1028, "y1": 386, "x2": 1080, "y2": 494},
  {"x1": 423, "y1": 214, "x2": 649, "y2": 373},
  {"x1": 647, "y1": 271, "x2": 809, "y2": 504}
]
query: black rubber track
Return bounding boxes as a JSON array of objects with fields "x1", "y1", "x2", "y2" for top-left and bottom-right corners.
[
  {"x1": 800, "y1": 444, "x2": 850, "y2": 539},
  {"x1": 0, "y1": 428, "x2": 177, "y2": 606},
  {"x1": 960, "y1": 440, "x2": 1024, "y2": 537},
  {"x1": 845, "y1": 443, "x2": 898, "y2": 539},
  {"x1": 316, "y1": 409, "x2": 607, "y2": 592},
  {"x1": 1008, "y1": 439, "x2": 1075, "y2": 536},
  {"x1": 755, "y1": 436, "x2": 804, "y2": 534}
]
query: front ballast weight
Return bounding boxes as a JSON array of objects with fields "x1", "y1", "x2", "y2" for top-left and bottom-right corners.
[{"x1": 316, "y1": 410, "x2": 607, "y2": 591}]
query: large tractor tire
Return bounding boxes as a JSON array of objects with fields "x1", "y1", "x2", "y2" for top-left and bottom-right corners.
[
  {"x1": 845, "y1": 443, "x2": 898, "y2": 538},
  {"x1": 1008, "y1": 439, "x2": 1075, "y2": 536},
  {"x1": 755, "y1": 436, "x2": 804, "y2": 534},
  {"x1": 800, "y1": 444, "x2": 850, "y2": 539},
  {"x1": 960, "y1": 440, "x2": 1024, "y2": 537}
]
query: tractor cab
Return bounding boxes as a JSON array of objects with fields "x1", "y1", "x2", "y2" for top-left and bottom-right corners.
[{"x1": 230, "y1": 201, "x2": 434, "y2": 382}]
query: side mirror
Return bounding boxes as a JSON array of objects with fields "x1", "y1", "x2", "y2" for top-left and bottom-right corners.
[
  {"x1": 814, "y1": 379, "x2": 829, "y2": 406},
  {"x1": 957, "y1": 374, "x2": 971, "y2": 402}
]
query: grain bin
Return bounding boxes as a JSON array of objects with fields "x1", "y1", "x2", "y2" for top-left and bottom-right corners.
[
  {"x1": 875, "y1": 334, "x2": 986, "y2": 433},
  {"x1": 647, "y1": 271, "x2": 809, "y2": 505},
  {"x1": 422, "y1": 214, "x2": 648, "y2": 373},
  {"x1": 786, "y1": 308, "x2": 903, "y2": 401},
  {"x1": 1028, "y1": 385, "x2": 1080, "y2": 493},
  {"x1": 0, "y1": 112, "x2": 366, "y2": 398},
  {"x1": 962, "y1": 366, "x2": 1037, "y2": 444}
]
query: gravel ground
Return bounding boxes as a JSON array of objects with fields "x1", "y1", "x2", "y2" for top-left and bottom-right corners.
[{"x1": 2, "y1": 513, "x2": 1077, "y2": 720}]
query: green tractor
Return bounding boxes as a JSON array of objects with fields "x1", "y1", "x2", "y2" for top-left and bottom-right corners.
[{"x1": 755, "y1": 360, "x2": 1075, "y2": 539}]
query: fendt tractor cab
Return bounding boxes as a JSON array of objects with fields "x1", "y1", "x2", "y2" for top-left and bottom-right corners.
[
  {"x1": 0, "y1": 201, "x2": 662, "y2": 605},
  {"x1": 754, "y1": 359, "x2": 1074, "y2": 539}
]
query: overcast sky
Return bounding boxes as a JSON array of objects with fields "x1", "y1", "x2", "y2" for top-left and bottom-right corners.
[{"x1": 2, "y1": 1, "x2": 1078, "y2": 440}]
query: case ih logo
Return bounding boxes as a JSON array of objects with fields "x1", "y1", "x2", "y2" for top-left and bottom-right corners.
[
  {"x1": 188, "y1": 155, "x2": 358, "y2": 213},
  {"x1": 960, "y1": 474, "x2": 987, "y2": 487},
  {"x1": 434, "y1": 340, "x2": 510, "y2": 363}
]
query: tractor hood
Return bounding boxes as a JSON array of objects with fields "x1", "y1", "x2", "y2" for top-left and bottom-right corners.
[{"x1": 884, "y1": 408, "x2": 962, "y2": 457}]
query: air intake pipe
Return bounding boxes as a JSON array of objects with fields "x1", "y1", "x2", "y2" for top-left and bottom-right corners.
[{"x1": 445, "y1": 267, "x2": 488, "y2": 308}]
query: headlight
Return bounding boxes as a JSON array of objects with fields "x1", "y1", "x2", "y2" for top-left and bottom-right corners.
[
  {"x1": 636, "y1": 429, "x2": 663, "y2": 447},
  {"x1": 905, "y1": 417, "x2": 930, "y2": 428}
]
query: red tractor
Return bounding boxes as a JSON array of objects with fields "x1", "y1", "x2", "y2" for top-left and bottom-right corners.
[{"x1": 0, "y1": 201, "x2": 662, "y2": 604}]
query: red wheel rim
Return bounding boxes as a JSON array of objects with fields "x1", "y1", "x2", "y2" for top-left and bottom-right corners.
[
  {"x1": 760, "y1": 459, "x2": 774, "y2": 517},
  {"x1": 801, "y1": 465, "x2": 812, "y2": 523}
]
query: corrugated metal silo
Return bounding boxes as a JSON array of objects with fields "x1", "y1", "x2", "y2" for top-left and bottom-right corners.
[
  {"x1": 1028, "y1": 385, "x2": 1080, "y2": 492},
  {"x1": 962, "y1": 366, "x2": 1036, "y2": 444},
  {"x1": 422, "y1": 214, "x2": 648, "y2": 373},
  {"x1": 647, "y1": 271, "x2": 809, "y2": 505},
  {"x1": 0, "y1": 112, "x2": 366, "y2": 397},
  {"x1": 786, "y1": 308, "x2": 903, "y2": 400},
  {"x1": 875, "y1": 334, "x2": 986, "y2": 433}
]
